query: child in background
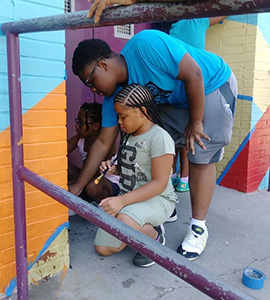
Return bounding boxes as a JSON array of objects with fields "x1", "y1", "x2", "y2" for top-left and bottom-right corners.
[
  {"x1": 68, "y1": 102, "x2": 119, "y2": 204},
  {"x1": 171, "y1": 147, "x2": 189, "y2": 193},
  {"x1": 95, "y1": 84, "x2": 177, "y2": 267}
]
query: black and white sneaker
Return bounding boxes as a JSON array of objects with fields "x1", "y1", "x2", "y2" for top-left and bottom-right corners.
[
  {"x1": 132, "y1": 224, "x2": 165, "y2": 267},
  {"x1": 177, "y1": 225, "x2": 208, "y2": 261},
  {"x1": 165, "y1": 208, "x2": 178, "y2": 223}
]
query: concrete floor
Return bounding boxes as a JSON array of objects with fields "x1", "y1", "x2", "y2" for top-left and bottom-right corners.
[{"x1": 9, "y1": 186, "x2": 270, "y2": 300}]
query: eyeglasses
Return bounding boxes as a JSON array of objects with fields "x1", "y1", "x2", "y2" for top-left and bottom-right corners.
[
  {"x1": 84, "y1": 61, "x2": 100, "y2": 88},
  {"x1": 74, "y1": 118, "x2": 92, "y2": 128}
]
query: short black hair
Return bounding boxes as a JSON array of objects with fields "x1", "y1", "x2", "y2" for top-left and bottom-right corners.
[{"x1": 72, "y1": 39, "x2": 113, "y2": 75}]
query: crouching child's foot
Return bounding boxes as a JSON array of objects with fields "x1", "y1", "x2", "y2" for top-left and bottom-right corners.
[{"x1": 132, "y1": 224, "x2": 165, "y2": 268}]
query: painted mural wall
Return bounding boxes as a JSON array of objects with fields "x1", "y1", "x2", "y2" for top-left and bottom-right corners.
[
  {"x1": 0, "y1": 0, "x2": 68, "y2": 297},
  {"x1": 206, "y1": 14, "x2": 270, "y2": 192}
]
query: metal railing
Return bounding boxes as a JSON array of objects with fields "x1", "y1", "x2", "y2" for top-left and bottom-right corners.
[{"x1": 2, "y1": 1, "x2": 270, "y2": 299}]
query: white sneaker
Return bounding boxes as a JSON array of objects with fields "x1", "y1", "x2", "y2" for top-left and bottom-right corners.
[{"x1": 177, "y1": 225, "x2": 208, "y2": 260}]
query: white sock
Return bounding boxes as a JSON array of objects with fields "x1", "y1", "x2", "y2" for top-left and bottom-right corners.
[
  {"x1": 180, "y1": 176, "x2": 189, "y2": 183},
  {"x1": 171, "y1": 172, "x2": 178, "y2": 178},
  {"x1": 190, "y1": 218, "x2": 206, "y2": 230}
]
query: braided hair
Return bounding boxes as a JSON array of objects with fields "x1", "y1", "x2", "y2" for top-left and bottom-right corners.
[
  {"x1": 114, "y1": 84, "x2": 163, "y2": 128},
  {"x1": 80, "y1": 102, "x2": 102, "y2": 131}
]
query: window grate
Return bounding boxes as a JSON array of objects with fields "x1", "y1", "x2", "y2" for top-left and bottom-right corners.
[
  {"x1": 114, "y1": 25, "x2": 134, "y2": 39},
  {"x1": 65, "y1": 0, "x2": 74, "y2": 13}
]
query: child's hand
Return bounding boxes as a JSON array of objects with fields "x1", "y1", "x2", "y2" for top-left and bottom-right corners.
[
  {"x1": 99, "y1": 160, "x2": 116, "y2": 175},
  {"x1": 99, "y1": 196, "x2": 124, "y2": 217}
]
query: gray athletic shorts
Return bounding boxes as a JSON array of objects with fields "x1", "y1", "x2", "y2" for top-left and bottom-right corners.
[
  {"x1": 94, "y1": 196, "x2": 175, "y2": 248},
  {"x1": 157, "y1": 72, "x2": 238, "y2": 164}
]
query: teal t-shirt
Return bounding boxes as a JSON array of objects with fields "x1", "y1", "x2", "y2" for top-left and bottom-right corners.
[
  {"x1": 102, "y1": 29, "x2": 231, "y2": 127},
  {"x1": 169, "y1": 18, "x2": 210, "y2": 50}
]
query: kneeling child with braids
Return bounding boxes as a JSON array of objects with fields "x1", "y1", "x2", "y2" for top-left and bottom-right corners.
[{"x1": 95, "y1": 84, "x2": 178, "y2": 268}]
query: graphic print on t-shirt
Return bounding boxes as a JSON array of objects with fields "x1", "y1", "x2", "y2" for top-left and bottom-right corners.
[
  {"x1": 119, "y1": 144, "x2": 137, "y2": 192},
  {"x1": 119, "y1": 142, "x2": 148, "y2": 193},
  {"x1": 145, "y1": 81, "x2": 172, "y2": 104}
]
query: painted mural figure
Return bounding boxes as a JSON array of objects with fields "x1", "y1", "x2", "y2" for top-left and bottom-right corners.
[
  {"x1": 67, "y1": 102, "x2": 119, "y2": 208},
  {"x1": 94, "y1": 83, "x2": 177, "y2": 267},
  {"x1": 70, "y1": 29, "x2": 237, "y2": 260}
]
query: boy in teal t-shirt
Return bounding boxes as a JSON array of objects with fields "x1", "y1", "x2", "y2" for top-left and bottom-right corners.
[{"x1": 71, "y1": 29, "x2": 237, "y2": 261}]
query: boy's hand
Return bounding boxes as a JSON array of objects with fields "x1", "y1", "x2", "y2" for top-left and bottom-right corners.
[
  {"x1": 184, "y1": 121, "x2": 210, "y2": 155},
  {"x1": 87, "y1": 0, "x2": 138, "y2": 23},
  {"x1": 99, "y1": 196, "x2": 124, "y2": 217}
]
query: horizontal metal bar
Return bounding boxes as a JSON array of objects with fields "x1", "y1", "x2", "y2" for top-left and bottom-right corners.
[
  {"x1": 1, "y1": 0, "x2": 270, "y2": 35},
  {"x1": 18, "y1": 166, "x2": 257, "y2": 300}
]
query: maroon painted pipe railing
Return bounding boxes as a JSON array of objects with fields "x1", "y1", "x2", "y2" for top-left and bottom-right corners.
[
  {"x1": 19, "y1": 166, "x2": 256, "y2": 300},
  {"x1": 6, "y1": 32, "x2": 29, "y2": 300},
  {"x1": 1, "y1": 0, "x2": 270, "y2": 34}
]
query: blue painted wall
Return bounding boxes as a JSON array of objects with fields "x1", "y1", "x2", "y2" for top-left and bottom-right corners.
[
  {"x1": 228, "y1": 12, "x2": 270, "y2": 47},
  {"x1": 0, "y1": 0, "x2": 66, "y2": 131}
]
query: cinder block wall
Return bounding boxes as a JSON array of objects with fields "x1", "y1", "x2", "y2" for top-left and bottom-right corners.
[
  {"x1": 206, "y1": 15, "x2": 270, "y2": 192},
  {"x1": 0, "y1": 0, "x2": 69, "y2": 297}
]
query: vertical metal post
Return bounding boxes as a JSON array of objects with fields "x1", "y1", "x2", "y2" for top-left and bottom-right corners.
[
  {"x1": 268, "y1": 167, "x2": 270, "y2": 192},
  {"x1": 6, "y1": 32, "x2": 29, "y2": 300}
]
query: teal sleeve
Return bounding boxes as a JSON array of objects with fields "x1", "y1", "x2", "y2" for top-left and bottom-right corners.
[
  {"x1": 102, "y1": 86, "x2": 123, "y2": 127},
  {"x1": 102, "y1": 95, "x2": 118, "y2": 127}
]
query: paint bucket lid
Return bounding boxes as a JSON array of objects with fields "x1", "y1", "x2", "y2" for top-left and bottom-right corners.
[{"x1": 242, "y1": 268, "x2": 266, "y2": 290}]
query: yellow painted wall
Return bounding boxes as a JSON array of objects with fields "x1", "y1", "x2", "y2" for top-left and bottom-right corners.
[
  {"x1": 253, "y1": 29, "x2": 270, "y2": 112},
  {"x1": 206, "y1": 20, "x2": 256, "y2": 178}
]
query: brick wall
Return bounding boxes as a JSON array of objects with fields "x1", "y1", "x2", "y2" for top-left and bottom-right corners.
[
  {"x1": 0, "y1": 0, "x2": 69, "y2": 297},
  {"x1": 206, "y1": 15, "x2": 270, "y2": 192}
]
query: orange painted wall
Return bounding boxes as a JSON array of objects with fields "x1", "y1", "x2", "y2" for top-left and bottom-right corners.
[{"x1": 0, "y1": 82, "x2": 68, "y2": 294}]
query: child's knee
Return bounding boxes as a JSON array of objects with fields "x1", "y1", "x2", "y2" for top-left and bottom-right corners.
[
  {"x1": 117, "y1": 213, "x2": 133, "y2": 225},
  {"x1": 95, "y1": 245, "x2": 122, "y2": 256},
  {"x1": 117, "y1": 213, "x2": 141, "y2": 230},
  {"x1": 85, "y1": 181, "x2": 99, "y2": 197},
  {"x1": 95, "y1": 245, "x2": 112, "y2": 256}
]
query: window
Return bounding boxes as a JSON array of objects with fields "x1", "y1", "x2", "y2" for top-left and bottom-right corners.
[{"x1": 114, "y1": 25, "x2": 134, "y2": 39}]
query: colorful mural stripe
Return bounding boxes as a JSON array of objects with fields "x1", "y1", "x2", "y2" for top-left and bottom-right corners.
[
  {"x1": 4, "y1": 222, "x2": 69, "y2": 297},
  {"x1": 220, "y1": 106, "x2": 270, "y2": 192}
]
